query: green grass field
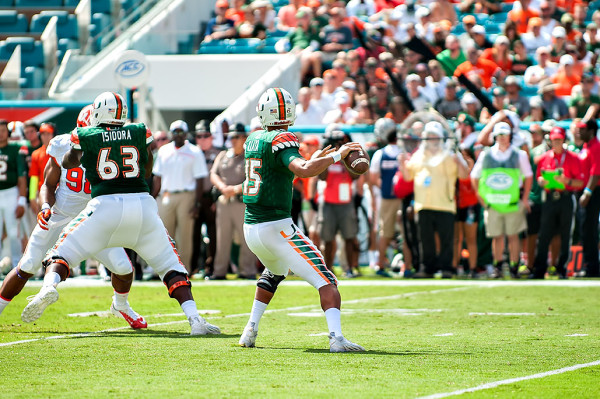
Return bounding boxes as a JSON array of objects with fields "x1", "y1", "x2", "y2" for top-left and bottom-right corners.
[{"x1": 1, "y1": 279, "x2": 599, "y2": 398}]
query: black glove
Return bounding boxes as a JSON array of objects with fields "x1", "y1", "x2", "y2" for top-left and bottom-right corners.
[
  {"x1": 309, "y1": 198, "x2": 318, "y2": 211},
  {"x1": 353, "y1": 194, "x2": 363, "y2": 209}
]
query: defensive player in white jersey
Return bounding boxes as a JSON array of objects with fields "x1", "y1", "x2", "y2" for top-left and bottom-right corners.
[
  {"x1": 0, "y1": 105, "x2": 146, "y2": 329},
  {"x1": 22, "y1": 93, "x2": 220, "y2": 335},
  {"x1": 239, "y1": 88, "x2": 364, "y2": 352}
]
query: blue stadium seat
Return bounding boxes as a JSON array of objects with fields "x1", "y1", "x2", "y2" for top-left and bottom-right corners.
[
  {"x1": 57, "y1": 37, "x2": 78, "y2": 62},
  {"x1": 0, "y1": 10, "x2": 28, "y2": 34},
  {"x1": 489, "y1": 12, "x2": 508, "y2": 24},
  {"x1": 15, "y1": 0, "x2": 62, "y2": 6},
  {"x1": 90, "y1": 12, "x2": 111, "y2": 38},
  {"x1": 0, "y1": 37, "x2": 44, "y2": 78},
  {"x1": 91, "y1": 0, "x2": 111, "y2": 14},
  {"x1": 501, "y1": 2, "x2": 513, "y2": 13},
  {"x1": 22, "y1": 65, "x2": 44, "y2": 88},
  {"x1": 522, "y1": 85, "x2": 539, "y2": 97},
  {"x1": 0, "y1": 0, "x2": 14, "y2": 6},
  {"x1": 228, "y1": 39, "x2": 262, "y2": 54},
  {"x1": 198, "y1": 39, "x2": 229, "y2": 54},
  {"x1": 30, "y1": 11, "x2": 78, "y2": 40},
  {"x1": 63, "y1": 0, "x2": 80, "y2": 6}
]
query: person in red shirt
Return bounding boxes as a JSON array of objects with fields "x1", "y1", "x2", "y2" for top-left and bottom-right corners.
[
  {"x1": 578, "y1": 119, "x2": 600, "y2": 277},
  {"x1": 531, "y1": 127, "x2": 585, "y2": 279},
  {"x1": 28, "y1": 122, "x2": 56, "y2": 213},
  {"x1": 454, "y1": 45, "x2": 503, "y2": 89}
]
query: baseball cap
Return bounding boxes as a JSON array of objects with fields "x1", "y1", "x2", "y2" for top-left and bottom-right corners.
[
  {"x1": 577, "y1": 119, "x2": 598, "y2": 131},
  {"x1": 423, "y1": 121, "x2": 444, "y2": 138},
  {"x1": 461, "y1": 92, "x2": 479, "y2": 105},
  {"x1": 587, "y1": 22, "x2": 598, "y2": 30},
  {"x1": 457, "y1": 112, "x2": 475, "y2": 127},
  {"x1": 342, "y1": 80, "x2": 356, "y2": 90},
  {"x1": 528, "y1": 17, "x2": 542, "y2": 28},
  {"x1": 462, "y1": 15, "x2": 476, "y2": 25},
  {"x1": 495, "y1": 35, "x2": 510, "y2": 46},
  {"x1": 471, "y1": 25, "x2": 485, "y2": 35},
  {"x1": 303, "y1": 135, "x2": 320, "y2": 146},
  {"x1": 549, "y1": 126, "x2": 566, "y2": 140},
  {"x1": 491, "y1": 122, "x2": 511, "y2": 137},
  {"x1": 561, "y1": 13, "x2": 574, "y2": 24},
  {"x1": 195, "y1": 119, "x2": 210, "y2": 132},
  {"x1": 323, "y1": 69, "x2": 338, "y2": 79},
  {"x1": 560, "y1": 54, "x2": 574, "y2": 65},
  {"x1": 170, "y1": 120, "x2": 188, "y2": 132},
  {"x1": 406, "y1": 73, "x2": 421, "y2": 83},
  {"x1": 334, "y1": 91, "x2": 350, "y2": 105},
  {"x1": 505, "y1": 75, "x2": 520, "y2": 87},
  {"x1": 216, "y1": 0, "x2": 229, "y2": 8},
  {"x1": 552, "y1": 26, "x2": 566, "y2": 38},
  {"x1": 309, "y1": 77, "x2": 324, "y2": 87},
  {"x1": 492, "y1": 87, "x2": 506, "y2": 96},
  {"x1": 39, "y1": 122, "x2": 55, "y2": 134},
  {"x1": 230, "y1": 122, "x2": 247, "y2": 136},
  {"x1": 541, "y1": 119, "x2": 557, "y2": 132}
]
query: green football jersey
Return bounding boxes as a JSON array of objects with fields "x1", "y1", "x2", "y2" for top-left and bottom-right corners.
[
  {"x1": 243, "y1": 129, "x2": 304, "y2": 224},
  {"x1": 0, "y1": 142, "x2": 26, "y2": 190},
  {"x1": 72, "y1": 123, "x2": 151, "y2": 198}
]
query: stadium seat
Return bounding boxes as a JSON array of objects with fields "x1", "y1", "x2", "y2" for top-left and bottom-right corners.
[
  {"x1": 489, "y1": 12, "x2": 508, "y2": 24},
  {"x1": 57, "y1": 36, "x2": 78, "y2": 62},
  {"x1": 30, "y1": 11, "x2": 78, "y2": 40},
  {"x1": 90, "y1": 12, "x2": 111, "y2": 38},
  {"x1": 0, "y1": 0, "x2": 14, "y2": 6},
  {"x1": 522, "y1": 85, "x2": 539, "y2": 97},
  {"x1": 0, "y1": 10, "x2": 29, "y2": 34},
  {"x1": 501, "y1": 2, "x2": 513, "y2": 13},
  {"x1": 63, "y1": 0, "x2": 80, "y2": 6},
  {"x1": 91, "y1": 0, "x2": 111, "y2": 15},
  {"x1": 229, "y1": 38, "x2": 262, "y2": 54},
  {"x1": 22, "y1": 65, "x2": 44, "y2": 88},
  {"x1": 198, "y1": 39, "x2": 229, "y2": 54},
  {"x1": 15, "y1": 0, "x2": 62, "y2": 6}
]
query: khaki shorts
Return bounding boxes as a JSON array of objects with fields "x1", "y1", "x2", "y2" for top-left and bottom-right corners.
[
  {"x1": 483, "y1": 202, "x2": 527, "y2": 237},
  {"x1": 379, "y1": 198, "x2": 402, "y2": 239}
]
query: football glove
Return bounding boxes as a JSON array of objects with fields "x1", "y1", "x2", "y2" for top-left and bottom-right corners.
[{"x1": 37, "y1": 206, "x2": 51, "y2": 230}]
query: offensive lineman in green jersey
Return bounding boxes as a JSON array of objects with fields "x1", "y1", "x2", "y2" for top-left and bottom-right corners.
[
  {"x1": 239, "y1": 87, "x2": 365, "y2": 352},
  {"x1": 0, "y1": 119, "x2": 27, "y2": 270},
  {"x1": 22, "y1": 92, "x2": 220, "y2": 335}
]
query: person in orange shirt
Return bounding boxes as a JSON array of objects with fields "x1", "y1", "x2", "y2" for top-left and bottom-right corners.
[
  {"x1": 508, "y1": 0, "x2": 539, "y2": 34},
  {"x1": 561, "y1": 13, "x2": 582, "y2": 44},
  {"x1": 481, "y1": 35, "x2": 513, "y2": 73},
  {"x1": 551, "y1": 54, "x2": 581, "y2": 96},
  {"x1": 224, "y1": 0, "x2": 246, "y2": 25},
  {"x1": 454, "y1": 45, "x2": 503, "y2": 89},
  {"x1": 28, "y1": 122, "x2": 56, "y2": 213}
]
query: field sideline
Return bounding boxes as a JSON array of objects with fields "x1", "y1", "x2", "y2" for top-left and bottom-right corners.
[{"x1": 1, "y1": 279, "x2": 599, "y2": 398}]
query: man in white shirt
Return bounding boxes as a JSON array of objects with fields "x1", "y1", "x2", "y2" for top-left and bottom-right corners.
[
  {"x1": 322, "y1": 91, "x2": 359, "y2": 124},
  {"x1": 524, "y1": 46, "x2": 557, "y2": 86},
  {"x1": 310, "y1": 77, "x2": 336, "y2": 113},
  {"x1": 152, "y1": 120, "x2": 209, "y2": 273},
  {"x1": 521, "y1": 17, "x2": 551, "y2": 53},
  {"x1": 295, "y1": 87, "x2": 326, "y2": 125}
]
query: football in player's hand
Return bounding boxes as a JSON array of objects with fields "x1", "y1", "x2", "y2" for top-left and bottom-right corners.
[{"x1": 343, "y1": 146, "x2": 370, "y2": 175}]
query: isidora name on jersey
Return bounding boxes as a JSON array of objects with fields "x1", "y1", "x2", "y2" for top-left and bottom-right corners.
[
  {"x1": 243, "y1": 130, "x2": 302, "y2": 224},
  {"x1": 47, "y1": 135, "x2": 92, "y2": 216},
  {"x1": 71, "y1": 123, "x2": 153, "y2": 198}
]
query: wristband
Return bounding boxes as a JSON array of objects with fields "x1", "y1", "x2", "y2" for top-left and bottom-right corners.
[
  {"x1": 330, "y1": 151, "x2": 342, "y2": 163},
  {"x1": 42, "y1": 202, "x2": 51, "y2": 211},
  {"x1": 584, "y1": 187, "x2": 593, "y2": 195},
  {"x1": 17, "y1": 196, "x2": 26, "y2": 207}
]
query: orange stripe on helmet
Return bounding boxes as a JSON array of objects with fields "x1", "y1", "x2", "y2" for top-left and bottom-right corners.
[
  {"x1": 112, "y1": 92, "x2": 123, "y2": 120},
  {"x1": 273, "y1": 88, "x2": 286, "y2": 121}
]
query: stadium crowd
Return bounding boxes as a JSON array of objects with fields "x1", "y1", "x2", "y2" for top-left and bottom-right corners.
[{"x1": 2, "y1": 0, "x2": 600, "y2": 282}]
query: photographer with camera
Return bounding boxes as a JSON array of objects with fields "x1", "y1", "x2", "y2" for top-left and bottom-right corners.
[{"x1": 530, "y1": 127, "x2": 585, "y2": 279}]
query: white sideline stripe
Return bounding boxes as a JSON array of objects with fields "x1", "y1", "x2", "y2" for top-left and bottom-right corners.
[
  {"x1": 0, "y1": 287, "x2": 466, "y2": 348},
  {"x1": 469, "y1": 312, "x2": 537, "y2": 316},
  {"x1": 418, "y1": 360, "x2": 600, "y2": 399},
  {"x1": 67, "y1": 310, "x2": 222, "y2": 318},
  {"x1": 433, "y1": 333, "x2": 454, "y2": 337},
  {"x1": 565, "y1": 333, "x2": 588, "y2": 337}
]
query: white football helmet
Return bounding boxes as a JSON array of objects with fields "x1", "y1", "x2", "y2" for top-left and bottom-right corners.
[
  {"x1": 77, "y1": 104, "x2": 94, "y2": 127},
  {"x1": 90, "y1": 92, "x2": 127, "y2": 127},
  {"x1": 256, "y1": 87, "x2": 296, "y2": 129},
  {"x1": 374, "y1": 117, "x2": 396, "y2": 144}
]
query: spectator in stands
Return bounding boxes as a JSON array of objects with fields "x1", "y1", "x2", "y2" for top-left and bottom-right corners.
[
  {"x1": 561, "y1": 13, "x2": 582, "y2": 44},
  {"x1": 429, "y1": 0, "x2": 457, "y2": 25},
  {"x1": 524, "y1": 46, "x2": 557, "y2": 85},
  {"x1": 471, "y1": 122, "x2": 533, "y2": 278},
  {"x1": 252, "y1": 0, "x2": 276, "y2": 32},
  {"x1": 237, "y1": 7, "x2": 267, "y2": 39},
  {"x1": 277, "y1": 0, "x2": 304, "y2": 31},
  {"x1": 191, "y1": 120, "x2": 222, "y2": 277},
  {"x1": 369, "y1": 82, "x2": 391, "y2": 118},
  {"x1": 346, "y1": 0, "x2": 376, "y2": 18},
  {"x1": 525, "y1": 96, "x2": 546, "y2": 122},
  {"x1": 578, "y1": 118, "x2": 600, "y2": 277},
  {"x1": 573, "y1": 3, "x2": 587, "y2": 32},
  {"x1": 458, "y1": 0, "x2": 501, "y2": 15},
  {"x1": 322, "y1": 69, "x2": 340, "y2": 100},
  {"x1": 209, "y1": 124, "x2": 256, "y2": 280},
  {"x1": 552, "y1": 54, "x2": 581, "y2": 96},
  {"x1": 282, "y1": 6, "x2": 323, "y2": 84},
  {"x1": 508, "y1": 0, "x2": 540, "y2": 34},
  {"x1": 318, "y1": 130, "x2": 361, "y2": 278},
  {"x1": 574, "y1": 38, "x2": 593, "y2": 73},
  {"x1": 549, "y1": 26, "x2": 568, "y2": 62},
  {"x1": 23, "y1": 121, "x2": 41, "y2": 154},
  {"x1": 539, "y1": 0, "x2": 558, "y2": 37},
  {"x1": 504, "y1": 75, "x2": 530, "y2": 118},
  {"x1": 510, "y1": 40, "x2": 533, "y2": 75},
  {"x1": 503, "y1": 20, "x2": 521, "y2": 50},
  {"x1": 225, "y1": 0, "x2": 246, "y2": 25},
  {"x1": 531, "y1": 126, "x2": 585, "y2": 279},
  {"x1": 435, "y1": 80, "x2": 462, "y2": 119},
  {"x1": 455, "y1": 44, "x2": 503, "y2": 89},
  {"x1": 319, "y1": 7, "x2": 354, "y2": 63},
  {"x1": 460, "y1": 92, "x2": 482, "y2": 122},
  {"x1": 153, "y1": 130, "x2": 170, "y2": 149},
  {"x1": 457, "y1": 15, "x2": 477, "y2": 51},
  {"x1": 331, "y1": 58, "x2": 349, "y2": 87},
  {"x1": 569, "y1": 73, "x2": 600, "y2": 119},
  {"x1": 296, "y1": 86, "x2": 326, "y2": 125},
  {"x1": 471, "y1": 25, "x2": 493, "y2": 50},
  {"x1": 28, "y1": 123, "x2": 55, "y2": 212},
  {"x1": 436, "y1": 35, "x2": 466, "y2": 78},
  {"x1": 386, "y1": 96, "x2": 411, "y2": 123},
  {"x1": 426, "y1": 59, "x2": 451, "y2": 99},
  {"x1": 538, "y1": 79, "x2": 569, "y2": 120},
  {"x1": 399, "y1": 121, "x2": 468, "y2": 278},
  {"x1": 203, "y1": 0, "x2": 237, "y2": 43},
  {"x1": 522, "y1": 17, "x2": 551, "y2": 53},
  {"x1": 310, "y1": 77, "x2": 335, "y2": 113},
  {"x1": 404, "y1": 74, "x2": 431, "y2": 112},
  {"x1": 323, "y1": 91, "x2": 359, "y2": 124},
  {"x1": 482, "y1": 35, "x2": 513, "y2": 73},
  {"x1": 584, "y1": 23, "x2": 600, "y2": 56},
  {"x1": 152, "y1": 120, "x2": 208, "y2": 273}
]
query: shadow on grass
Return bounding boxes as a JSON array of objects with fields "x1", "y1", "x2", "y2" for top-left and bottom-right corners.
[{"x1": 21, "y1": 330, "x2": 237, "y2": 340}]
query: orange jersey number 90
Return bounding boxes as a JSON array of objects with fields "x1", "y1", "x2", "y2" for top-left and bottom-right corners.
[{"x1": 66, "y1": 167, "x2": 91, "y2": 194}]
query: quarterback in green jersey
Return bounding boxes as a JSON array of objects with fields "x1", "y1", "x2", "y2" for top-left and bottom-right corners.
[
  {"x1": 0, "y1": 119, "x2": 27, "y2": 269},
  {"x1": 239, "y1": 87, "x2": 365, "y2": 352},
  {"x1": 22, "y1": 92, "x2": 220, "y2": 336}
]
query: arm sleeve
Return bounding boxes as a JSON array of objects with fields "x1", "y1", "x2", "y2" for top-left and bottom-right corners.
[
  {"x1": 152, "y1": 149, "x2": 163, "y2": 176},
  {"x1": 519, "y1": 150, "x2": 533, "y2": 178},
  {"x1": 193, "y1": 149, "x2": 209, "y2": 179},
  {"x1": 278, "y1": 147, "x2": 303, "y2": 168},
  {"x1": 70, "y1": 128, "x2": 81, "y2": 150},
  {"x1": 369, "y1": 149, "x2": 383, "y2": 172}
]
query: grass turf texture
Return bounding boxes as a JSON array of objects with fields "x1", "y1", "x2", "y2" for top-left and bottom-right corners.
[{"x1": 0, "y1": 282, "x2": 599, "y2": 398}]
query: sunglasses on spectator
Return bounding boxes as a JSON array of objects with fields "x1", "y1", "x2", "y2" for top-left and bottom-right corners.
[
  {"x1": 172, "y1": 129, "x2": 186, "y2": 135},
  {"x1": 196, "y1": 133, "x2": 211, "y2": 139}
]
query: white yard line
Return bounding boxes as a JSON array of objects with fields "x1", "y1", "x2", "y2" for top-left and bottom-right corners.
[
  {"x1": 418, "y1": 360, "x2": 600, "y2": 399},
  {"x1": 0, "y1": 286, "x2": 467, "y2": 348}
]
